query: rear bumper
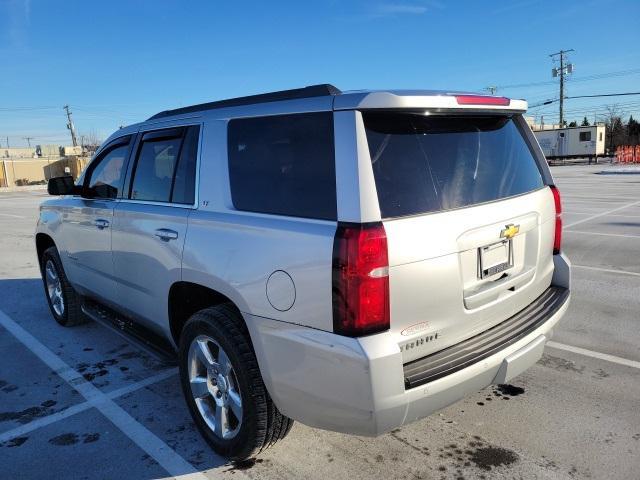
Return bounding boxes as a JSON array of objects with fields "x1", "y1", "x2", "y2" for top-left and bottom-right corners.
[
  {"x1": 246, "y1": 284, "x2": 570, "y2": 436},
  {"x1": 403, "y1": 286, "x2": 569, "y2": 389}
]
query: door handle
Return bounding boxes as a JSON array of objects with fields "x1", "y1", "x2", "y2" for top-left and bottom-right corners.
[
  {"x1": 154, "y1": 228, "x2": 179, "y2": 241},
  {"x1": 94, "y1": 219, "x2": 110, "y2": 230}
]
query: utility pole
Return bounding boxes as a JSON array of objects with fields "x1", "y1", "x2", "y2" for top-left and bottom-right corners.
[
  {"x1": 63, "y1": 105, "x2": 78, "y2": 147},
  {"x1": 484, "y1": 86, "x2": 498, "y2": 95},
  {"x1": 23, "y1": 136, "x2": 34, "y2": 147},
  {"x1": 550, "y1": 49, "x2": 574, "y2": 127}
]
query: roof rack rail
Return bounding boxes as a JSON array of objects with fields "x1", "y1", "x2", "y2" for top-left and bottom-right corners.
[{"x1": 147, "y1": 84, "x2": 341, "y2": 120}]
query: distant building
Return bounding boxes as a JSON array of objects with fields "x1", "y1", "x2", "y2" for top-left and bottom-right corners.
[
  {"x1": 36, "y1": 144, "x2": 63, "y2": 157},
  {"x1": 2, "y1": 147, "x2": 37, "y2": 158},
  {"x1": 1, "y1": 144, "x2": 90, "y2": 188},
  {"x1": 531, "y1": 124, "x2": 606, "y2": 159}
]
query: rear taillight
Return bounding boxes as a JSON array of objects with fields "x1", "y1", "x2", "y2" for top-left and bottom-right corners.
[
  {"x1": 332, "y1": 222, "x2": 390, "y2": 337},
  {"x1": 455, "y1": 95, "x2": 511, "y2": 106},
  {"x1": 550, "y1": 185, "x2": 562, "y2": 254}
]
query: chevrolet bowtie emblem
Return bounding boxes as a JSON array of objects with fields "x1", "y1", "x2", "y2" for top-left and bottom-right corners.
[{"x1": 500, "y1": 224, "x2": 520, "y2": 239}]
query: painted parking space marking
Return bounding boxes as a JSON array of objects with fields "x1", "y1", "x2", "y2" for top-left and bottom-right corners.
[
  {"x1": 564, "y1": 212, "x2": 640, "y2": 218},
  {"x1": 565, "y1": 230, "x2": 640, "y2": 239},
  {"x1": 546, "y1": 341, "x2": 640, "y2": 370},
  {"x1": 564, "y1": 200, "x2": 640, "y2": 228},
  {"x1": 0, "y1": 309, "x2": 208, "y2": 480},
  {"x1": 0, "y1": 369, "x2": 177, "y2": 444},
  {"x1": 571, "y1": 264, "x2": 640, "y2": 277}
]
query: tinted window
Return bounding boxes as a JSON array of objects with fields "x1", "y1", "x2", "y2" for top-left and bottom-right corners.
[
  {"x1": 579, "y1": 131, "x2": 591, "y2": 142},
  {"x1": 130, "y1": 136, "x2": 181, "y2": 202},
  {"x1": 364, "y1": 113, "x2": 544, "y2": 218},
  {"x1": 171, "y1": 126, "x2": 199, "y2": 204},
  {"x1": 87, "y1": 144, "x2": 129, "y2": 199},
  {"x1": 227, "y1": 112, "x2": 336, "y2": 220}
]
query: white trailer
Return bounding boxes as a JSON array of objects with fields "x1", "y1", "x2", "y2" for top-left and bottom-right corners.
[{"x1": 534, "y1": 125, "x2": 605, "y2": 159}]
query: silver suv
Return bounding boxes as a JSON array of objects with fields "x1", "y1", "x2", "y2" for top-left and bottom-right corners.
[{"x1": 36, "y1": 85, "x2": 570, "y2": 460}]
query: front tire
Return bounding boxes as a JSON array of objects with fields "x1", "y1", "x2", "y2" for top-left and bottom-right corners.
[
  {"x1": 178, "y1": 304, "x2": 293, "y2": 460},
  {"x1": 41, "y1": 246, "x2": 85, "y2": 327}
]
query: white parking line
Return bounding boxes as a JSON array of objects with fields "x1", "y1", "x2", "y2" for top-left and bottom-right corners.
[
  {"x1": 0, "y1": 213, "x2": 25, "y2": 219},
  {"x1": 0, "y1": 309, "x2": 208, "y2": 479},
  {"x1": 546, "y1": 341, "x2": 640, "y2": 370},
  {"x1": 572, "y1": 264, "x2": 640, "y2": 277},
  {"x1": 564, "y1": 200, "x2": 640, "y2": 228},
  {"x1": 0, "y1": 369, "x2": 177, "y2": 445},
  {"x1": 565, "y1": 212, "x2": 640, "y2": 218},
  {"x1": 565, "y1": 230, "x2": 640, "y2": 239}
]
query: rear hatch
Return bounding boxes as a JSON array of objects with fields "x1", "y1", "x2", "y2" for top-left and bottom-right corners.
[{"x1": 362, "y1": 111, "x2": 556, "y2": 363}]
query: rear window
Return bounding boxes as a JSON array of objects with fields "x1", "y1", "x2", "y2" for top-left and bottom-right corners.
[
  {"x1": 227, "y1": 112, "x2": 336, "y2": 220},
  {"x1": 363, "y1": 113, "x2": 544, "y2": 218}
]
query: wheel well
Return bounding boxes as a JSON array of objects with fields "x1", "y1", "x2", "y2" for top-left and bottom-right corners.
[
  {"x1": 168, "y1": 282, "x2": 243, "y2": 346},
  {"x1": 35, "y1": 233, "x2": 55, "y2": 270}
]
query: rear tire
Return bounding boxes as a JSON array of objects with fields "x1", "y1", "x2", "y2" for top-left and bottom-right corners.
[
  {"x1": 178, "y1": 304, "x2": 293, "y2": 460},
  {"x1": 41, "y1": 246, "x2": 85, "y2": 327}
]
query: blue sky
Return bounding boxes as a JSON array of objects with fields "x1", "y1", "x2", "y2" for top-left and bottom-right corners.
[{"x1": 1, "y1": 0, "x2": 639, "y2": 147}]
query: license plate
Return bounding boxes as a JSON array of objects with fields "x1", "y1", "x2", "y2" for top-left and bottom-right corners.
[{"x1": 478, "y1": 239, "x2": 513, "y2": 279}]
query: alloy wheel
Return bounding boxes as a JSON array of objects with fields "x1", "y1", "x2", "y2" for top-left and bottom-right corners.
[
  {"x1": 45, "y1": 260, "x2": 65, "y2": 317},
  {"x1": 187, "y1": 335, "x2": 243, "y2": 440}
]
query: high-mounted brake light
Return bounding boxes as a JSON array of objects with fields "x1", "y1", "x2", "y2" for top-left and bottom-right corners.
[
  {"x1": 455, "y1": 95, "x2": 511, "y2": 106},
  {"x1": 332, "y1": 223, "x2": 390, "y2": 337},
  {"x1": 550, "y1": 185, "x2": 562, "y2": 254}
]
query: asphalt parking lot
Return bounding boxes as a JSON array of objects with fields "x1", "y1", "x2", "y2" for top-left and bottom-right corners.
[{"x1": 1, "y1": 164, "x2": 639, "y2": 480}]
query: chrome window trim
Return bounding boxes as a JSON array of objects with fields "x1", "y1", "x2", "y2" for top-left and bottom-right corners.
[{"x1": 117, "y1": 198, "x2": 194, "y2": 209}]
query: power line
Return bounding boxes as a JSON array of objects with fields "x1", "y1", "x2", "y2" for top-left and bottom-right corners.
[
  {"x1": 529, "y1": 91, "x2": 640, "y2": 108},
  {"x1": 0, "y1": 106, "x2": 59, "y2": 112},
  {"x1": 531, "y1": 103, "x2": 640, "y2": 116},
  {"x1": 566, "y1": 68, "x2": 640, "y2": 83},
  {"x1": 529, "y1": 103, "x2": 640, "y2": 123},
  {"x1": 567, "y1": 92, "x2": 640, "y2": 100},
  {"x1": 494, "y1": 67, "x2": 640, "y2": 90}
]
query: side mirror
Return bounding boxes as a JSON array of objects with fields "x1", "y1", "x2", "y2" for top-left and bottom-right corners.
[{"x1": 47, "y1": 176, "x2": 78, "y2": 196}]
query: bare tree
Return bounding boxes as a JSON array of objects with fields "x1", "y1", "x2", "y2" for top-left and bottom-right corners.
[
  {"x1": 598, "y1": 105, "x2": 626, "y2": 153},
  {"x1": 80, "y1": 129, "x2": 103, "y2": 155}
]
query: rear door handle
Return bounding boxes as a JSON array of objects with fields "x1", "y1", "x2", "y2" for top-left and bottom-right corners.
[
  {"x1": 154, "y1": 228, "x2": 179, "y2": 241},
  {"x1": 94, "y1": 219, "x2": 110, "y2": 230}
]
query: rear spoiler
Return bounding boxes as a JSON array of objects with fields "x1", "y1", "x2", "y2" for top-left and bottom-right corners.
[{"x1": 333, "y1": 92, "x2": 527, "y2": 112}]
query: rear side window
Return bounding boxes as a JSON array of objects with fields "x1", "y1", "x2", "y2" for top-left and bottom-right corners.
[
  {"x1": 363, "y1": 113, "x2": 544, "y2": 218},
  {"x1": 227, "y1": 112, "x2": 336, "y2": 220},
  {"x1": 129, "y1": 126, "x2": 199, "y2": 204},
  {"x1": 131, "y1": 136, "x2": 181, "y2": 202}
]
